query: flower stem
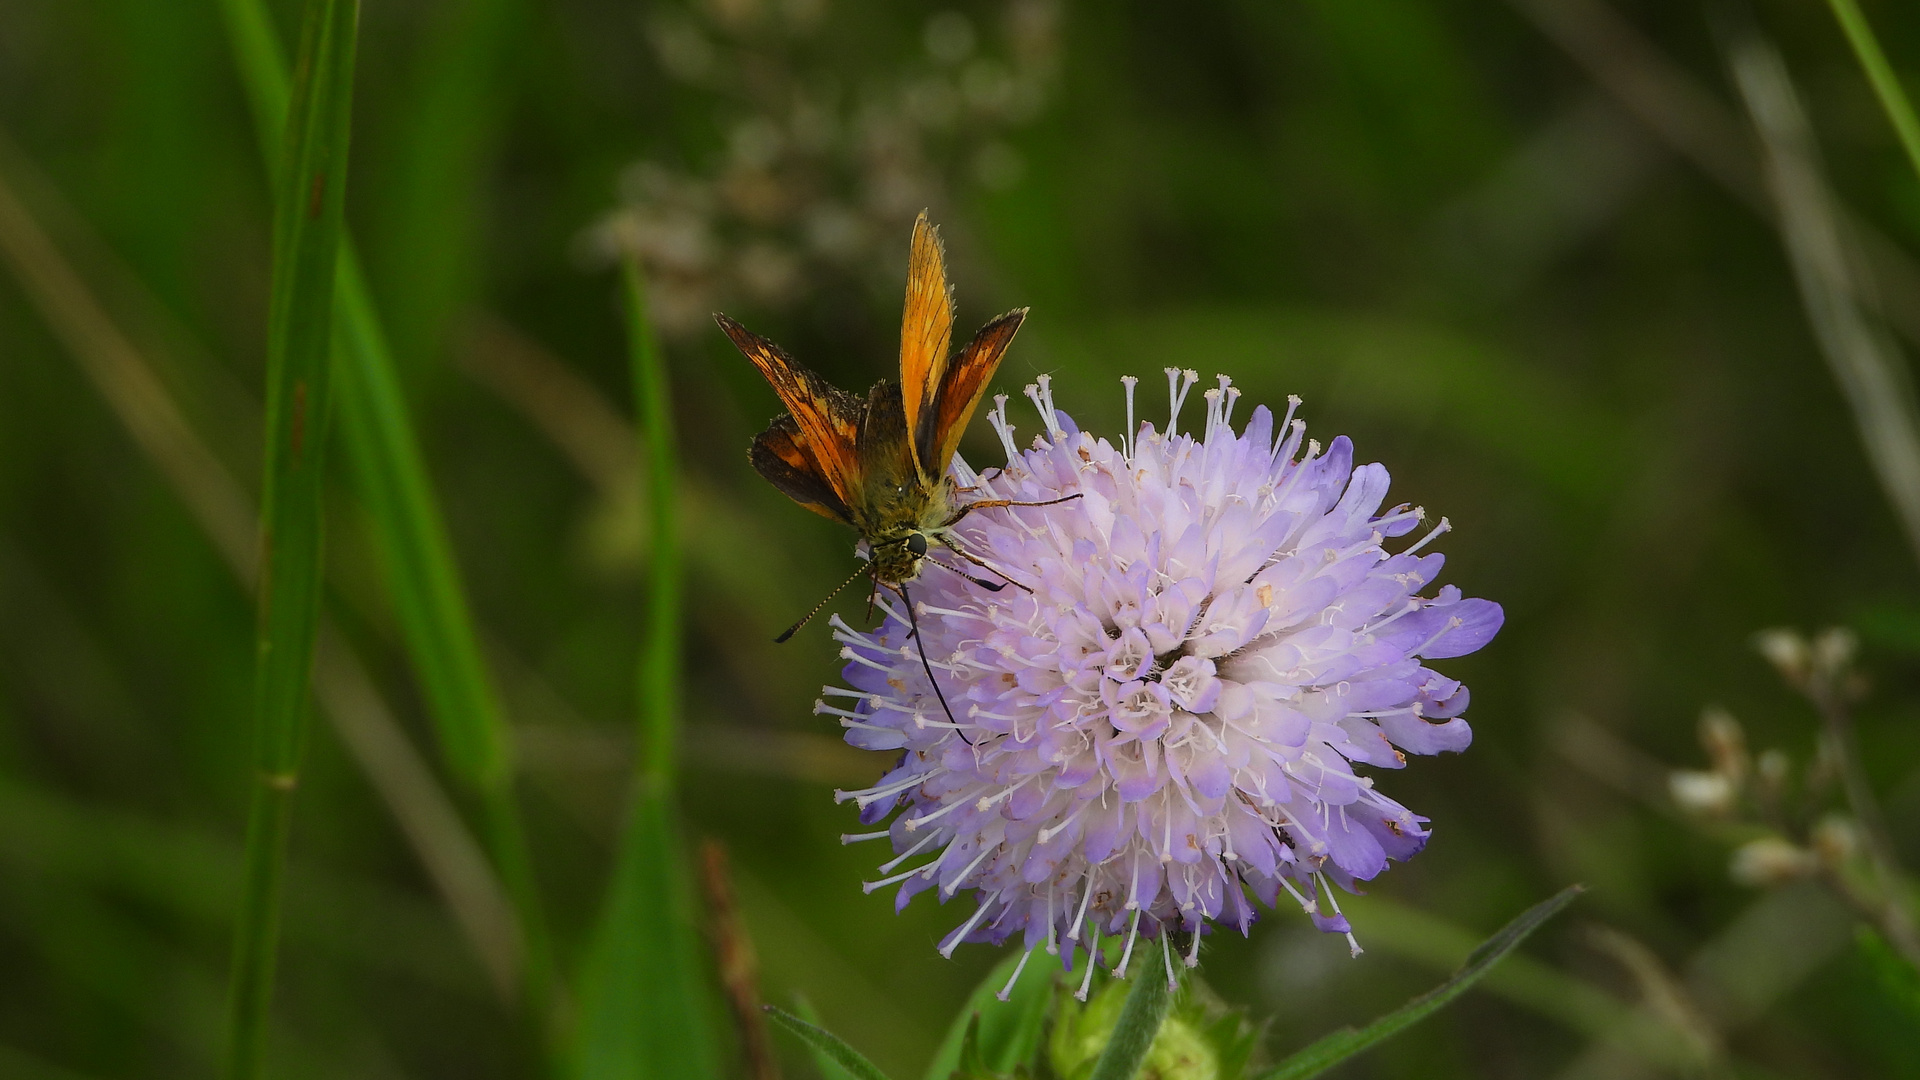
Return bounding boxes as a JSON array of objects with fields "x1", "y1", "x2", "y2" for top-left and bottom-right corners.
[
  {"x1": 1824, "y1": 0, "x2": 1920, "y2": 189},
  {"x1": 1087, "y1": 939, "x2": 1178, "y2": 1080},
  {"x1": 1812, "y1": 687, "x2": 1920, "y2": 967}
]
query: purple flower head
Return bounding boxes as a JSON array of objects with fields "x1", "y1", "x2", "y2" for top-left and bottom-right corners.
[{"x1": 825, "y1": 370, "x2": 1501, "y2": 997}]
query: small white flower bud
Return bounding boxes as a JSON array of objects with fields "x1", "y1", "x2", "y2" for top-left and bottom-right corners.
[
  {"x1": 1811, "y1": 815, "x2": 1859, "y2": 870},
  {"x1": 1753, "y1": 628, "x2": 1811, "y2": 687},
  {"x1": 1730, "y1": 836, "x2": 1816, "y2": 886},
  {"x1": 1698, "y1": 707, "x2": 1748, "y2": 786},
  {"x1": 1811, "y1": 627, "x2": 1858, "y2": 682},
  {"x1": 1670, "y1": 770, "x2": 1737, "y2": 816}
]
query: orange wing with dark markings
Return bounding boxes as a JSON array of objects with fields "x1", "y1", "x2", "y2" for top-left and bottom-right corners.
[
  {"x1": 716, "y1": 312, "x2": 866, "y2": 514},
  {"x1": 919, "y1": 308, "x2": 1026, "y2": 477},
  {"x1": 896, "y1": 212, "x2": 954, "y2": 484},
  {"x1": 749, "y1": 417, "x2": 853, "y2": 523}
]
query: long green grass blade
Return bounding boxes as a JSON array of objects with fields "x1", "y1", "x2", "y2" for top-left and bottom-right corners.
[
  {"x1": 223, "y1": 1, "x2": 360, "y2": 1077},
  {"x1": 213, "y1": 0, "x2": 556, "y2": 1029},
  {"x1": 1824, "y1": 0, "x2": 1920, "y2": 188},
  {"x1": 1258, "y1": 885, "x2": 1583, "y2": 1080},
  {"x1": 764, "y1": 1007, "x2": 895, "y2": 1080},
  {"x1": 1086, "y1": 944, "x2": 1177, "y2": 1080},
  {"x1": 570, "y1": 261, "x2": 715, "y2": 1079}
]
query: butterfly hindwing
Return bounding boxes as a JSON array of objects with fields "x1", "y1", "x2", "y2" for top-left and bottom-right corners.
[
  {"x1": 897, "y1": 212, "x2": 954, "y2": 484},
  {"x1": 919, "y1": 308, "x2": 1026, "y2": 476},
  {"x1": 717, "y1": 313, "x2": 867, "y2": 511},
  {"x1": 750, "y1": 417, "x2": 854, "y2": 524}
]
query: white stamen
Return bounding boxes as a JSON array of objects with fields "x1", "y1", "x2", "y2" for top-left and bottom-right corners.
[
  {"x1": 1162, "y1": 930, "x2": 1178, "y2": 990},
  {"x1": 976, "y1": 774, "x2": 1035, "y2": 812},
  {"x1": 1410, "y1": 616, "x2": 1465, "y2": 658},
  {"x1": 1203, "y1": 387, "x2": 1223, "y2": 443},
  {"x1": 821, "y1": 686, "x2": 872, "y2": 699},
  {"x1": 839, "y1": 647, "x2": 892, "y2": 673},
  {"x1": 943, "y1": 844, "x2": 997, "y2": 896},
  {"x1": 1120, "y1": 375, "x2": 1139, "y2": 458},
  {"x1": 996, "y1": 948, "x2": 1036, "y2": 1002},
  {"x1": 1038, "y1": 800, "x2": 1091, "y2": 844},
  {"x1": 987, "y1": 394, "x2": 1019, "y2": 462},
  {"x1": 862, "y1": 864, "x2": 936, "y2": 893},
  {"x1": 1075, "y1": 927, "x2": 1101, "y2": 1001},
  {"x1": 903, "y1": 794, "x2": 972, "y2": 832},
  {"x1": 833, "y1": 771, "x2": 923, "y2": 807},
  {"x1": 1166, "y1": 368, "x2": 1198, "y2": 434},
  {"x1": 1279, "y1": 875, "x2": 1318, "y2": 914},
  {"x1": 1115, "y1": 909, "x2": 1143, "y2": 978},
  {"x1": 1401, "y1": 516, "x2": 1452, "y2": 557},
  {"x1": 1278, "y1": 394, "x2": 1302, "y2": 441},
  {"x1": 878, "y1": 829, "x2": 942, "y2": 872},
  {"x1": 1067, "y1": 876, "x2": 1096, "y2": 941},
  {"x1": 1025, "y1": 375, "x2": 1064, "y2": 442},
  {"x1": 1222, "y1": 381, "x2": 1241, "y2": 431},
  {"x1": 939, "y1": 889, "x2": 1003, "y2": 958},
  {"x1": 841, "y1": 830, "x2": 891, "y2": 844},
  {"x1": 1184, "y1": 926, "x2": 1202, "y2": 968}
]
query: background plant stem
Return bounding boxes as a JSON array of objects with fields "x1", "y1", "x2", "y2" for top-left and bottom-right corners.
[{"x1": 1824, "y1": 0, "x2": 1920, "y2": 187}]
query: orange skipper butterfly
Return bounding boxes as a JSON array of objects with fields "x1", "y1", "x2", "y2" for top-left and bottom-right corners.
[{"x1": 716, "y1": 212, "x2": 1077, "y2": 659}]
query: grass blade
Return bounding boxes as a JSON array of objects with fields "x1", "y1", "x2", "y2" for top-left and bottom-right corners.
[
  {"x1": 764, "y1": 1006, "x2": 895, "y2": 1080},
  {"x1": 1258, "y1": 885, "x2": 1583, "y2": 1080},
  {"x1": 223, "y1": 0, "x2": 360, "y2": 1077},
  {"x1": 214, "y1": 0, "x2": 557, "y2": 1028},
  {"x1": 0, "y1": 137, "x2": 522, "y2": 1005},
  {"x1": 1823, "y1": 0, "x2": 1920, "y2": 188},
  {"x1": 1087, "y1": 941, "x2": 1177, "y2": 1080},
  {"x1": 570, "y1": 261, "x2": 715, "y2": 1078}
]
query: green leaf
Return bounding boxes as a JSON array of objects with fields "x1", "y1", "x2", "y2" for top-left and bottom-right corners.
[
  {"x1": 222, "y1": 1, "x2": 361, "y2": 1078},
  {"x1": 1258, "y1": 885, "x2": 1584, "y2": 1080},
  {"x1": 923, "y1": 950, "x2": 1058, "y2": 1080},
  {"x1": 765, "y1": 1005, "x2": 896, "y2": 1080},
  {"x1": 1087, "y1": 939, "x2": 1179, "y2": 1080},
  {"x1": 571, "y1": 790, "x2": 716, "y2": 1080},
  {"x1": 794, "y1": 996, "x2": 862, "y2": 1080},
  {"x1": 569, "y1": 263, "x2": 715, "y2": 1080},
  {"x1": 1856, "y1": 926, "x2": 1920, "y2": 1020}
]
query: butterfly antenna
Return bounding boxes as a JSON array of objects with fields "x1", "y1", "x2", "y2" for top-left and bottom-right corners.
[
  {"x1": 927, "y1": 555, "x2": 1005, "y2": 592},
  {"x1": 774, "y1": 563, "x2": 872, "y2": 643},
  {"x1": 937, "y1": 535, "x2": 1032, "y2": 594},
  {"x1": 896, "y1": 581, "x2": 972, "y2": 745}
]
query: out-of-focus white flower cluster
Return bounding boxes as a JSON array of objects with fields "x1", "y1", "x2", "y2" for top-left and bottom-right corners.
[
  {"x1": 1666, "y1": 629, "x2": 1880, "y2": 896},
  {"x1": 584, "y1": 0, "x2": 1060, "y2": 336}
]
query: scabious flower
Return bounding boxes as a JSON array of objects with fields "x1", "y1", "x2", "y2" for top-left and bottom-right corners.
[{"x1": 823, "y1": 370, "x2": 1501, "y2": 997}]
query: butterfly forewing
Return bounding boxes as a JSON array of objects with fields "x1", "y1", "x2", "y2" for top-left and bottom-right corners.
[
  {"x1": 920, "y1": 308, "x2": 1026, "y2": 476},
  {"x1": 897, "y1": 212, "x2": 955, "y2": 485}
]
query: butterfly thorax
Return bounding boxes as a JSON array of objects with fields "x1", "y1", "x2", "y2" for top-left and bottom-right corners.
[{"x1": 857, "y1": 476, "x2": 956, "y2": 585}]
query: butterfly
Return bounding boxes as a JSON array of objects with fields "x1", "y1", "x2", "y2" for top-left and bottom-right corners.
[{"x1": 716, "y1": 212, "x2": 1078, "y2": 654}]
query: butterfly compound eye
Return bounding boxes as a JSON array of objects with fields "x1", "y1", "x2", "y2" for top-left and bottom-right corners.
[{"x1": 906, "y1": 532, "x2": 929, "y2": 557}]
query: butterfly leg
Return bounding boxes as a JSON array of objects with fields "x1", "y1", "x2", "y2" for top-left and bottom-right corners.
[{"x1": 941, "y1": 491, "x2": 1084, "y2": 529}]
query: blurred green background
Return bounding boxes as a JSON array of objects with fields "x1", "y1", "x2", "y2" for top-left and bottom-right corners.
[{"x1": 2, "y1": 0, "x2": 1919, "y2": 1076}]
